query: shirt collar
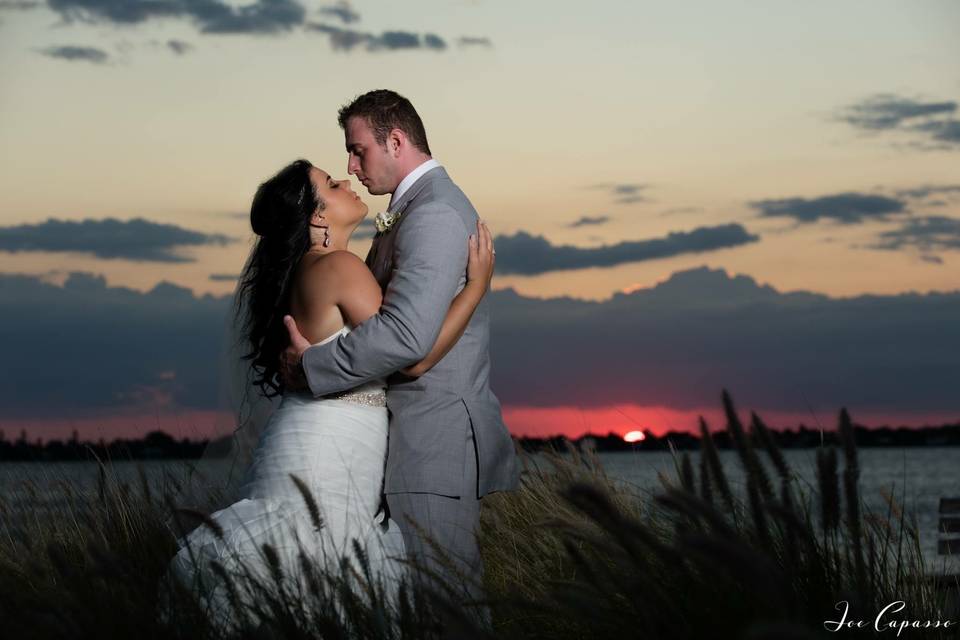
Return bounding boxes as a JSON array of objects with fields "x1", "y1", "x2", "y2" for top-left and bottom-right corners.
[{"x1": 388, "y1": 158, "x2": 440, "y2": 212}]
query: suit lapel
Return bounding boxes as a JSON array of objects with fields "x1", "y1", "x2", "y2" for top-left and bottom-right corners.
[
  {"x1": 388, "y1": 166, "x2": 445, "y2": 219},
  {"x1": 366, "y1": 167, "x2": 447, "y2": 287}
]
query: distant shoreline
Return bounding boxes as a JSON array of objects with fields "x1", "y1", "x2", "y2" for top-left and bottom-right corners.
[{"x1": 1, "y1": 422, "x2": 958, "y2": 462}]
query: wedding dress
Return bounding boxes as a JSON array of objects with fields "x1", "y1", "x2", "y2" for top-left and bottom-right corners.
[{"x1": 167, "y1": 326, "x2": 407, "y2": 628}]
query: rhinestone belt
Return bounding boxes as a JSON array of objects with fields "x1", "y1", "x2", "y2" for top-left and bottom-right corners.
[{"x1": 323, "y1": 388, "x2": 387, "y2": 407}]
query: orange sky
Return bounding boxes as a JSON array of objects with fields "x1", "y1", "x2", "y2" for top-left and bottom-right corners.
[{"x1": 1, "y1": 1, "x2": 959, "y2": 440}]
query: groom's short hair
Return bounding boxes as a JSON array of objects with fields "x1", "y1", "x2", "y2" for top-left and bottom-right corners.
[{"x1": 338, "y1": 90, "x2": 432, "y2": 156}]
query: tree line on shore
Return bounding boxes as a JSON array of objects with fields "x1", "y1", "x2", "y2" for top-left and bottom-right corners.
[{"x1": 2, "y1": 420, "x2": 958, "y2": 462}]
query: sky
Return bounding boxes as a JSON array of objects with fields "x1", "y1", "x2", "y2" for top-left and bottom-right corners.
[{"x1": 1, "y1": 0, "x2": 959, "y2": 442}]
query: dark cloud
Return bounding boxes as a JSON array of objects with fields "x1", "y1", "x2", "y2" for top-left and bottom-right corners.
[
  {"x1": 589, "y1": 183, "x2": 649, "y2": 205},
  {"x1": 317, "y1": 1, "x2": 358, "y2": 24},
  {"x1": 750, "y1": 192, "x2": 907, "y2": 225},
  {"x1": 5, "y1": 266, "x2": 959, "y2": 420},
  {"x1": 37, "y1": 0, "x2": 466, "y2": 56},
  {"x1": 837, "y1": 94, "x2": 956, "y2": 130},
  {"x1": 487, "y1": 266, "x2": 960, "y2": 412},
  {"x1": 458, "y1": 36, "x2": 492, "y2": 48},
  {"x1": 196, "y1": 0, "x2": 306, "y2": 34},
  {"x1": 493, "y1": 223, "x2": 759, "y2": 275},
  {"x1": 893, "y1": 184, "x2": 960, "y2": 201},
  {"x1": 306, "y1": 23, "x2": 447, "y2": 52},
  {"x1": 866, "y1": 215, "x2": 960, "y2": 254},
  {"x1": 911, "y1": 118, "x2": 960, "y2": 146},
  {"x1": 47, "y1": 0, "x2": 181, "y2": 24},
  {"x1": 40, "y1": 44, "x2": 109, "y2": 63},
  {"x1": 0, "y1": 272, "x2": 230, "y2": 416},
  {"x1": 567, "y1": 215, "x2": 610, "y2": 228},
  {"x1": 380, "y1": 30, "x2": 420, "y2": 49},
  {"x1": 47, "y1": 0, "x2": 307, "y2": 35},
  {"x1": 166, "y1": 39, "x2": 193, "y2": 55},
  {"x1": 835, "y1": 93, "x2": 960, "y2": 151},
  {"x1": 422, "y1": 33, "x2": 447, "y2": 51},
  {"x1": 209, "y1": 273, "x2": 239, "y2": 282},
  {"x1": 0, "y1": 218, "x2": 234, "y2": 262}
]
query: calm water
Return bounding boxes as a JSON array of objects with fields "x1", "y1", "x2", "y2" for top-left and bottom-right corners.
[{"x1": 2, "y1": 448, "x2": 958, "y2": 572}]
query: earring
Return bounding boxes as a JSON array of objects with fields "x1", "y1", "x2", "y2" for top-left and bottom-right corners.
[{"x1": 312, "y1": 214, "x2": 331, "y2": 247}]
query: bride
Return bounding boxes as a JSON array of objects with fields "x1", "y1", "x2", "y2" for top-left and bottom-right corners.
[{"x1": 167, "y1": 158, "x2": 495, "y2": 628}]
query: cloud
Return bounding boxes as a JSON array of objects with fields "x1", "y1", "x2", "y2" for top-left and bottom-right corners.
[
  {"x1": 317, "y1": 1, "x2": 359, "y2": 24},
  {"x1": 589, "y1": 183, "x2": 650, "y2": 205},
  {"x1": 834, "y1": 93, "x2": 960, "y2": 151},
  {"x1": 837, "y1": 94, "x2": 956, "y2": 130},
  {"x1": 47, "y1": 0, "x2": 307, "y2": 35},
  {"x1": 35, "y1": 0, "x2": 475, "y2": 57},
  {"x1": 750, "y1": 192, "x2": 907, "y2": 225},
  {"x1": 458, "y1": 36, "x2": 492, "y2": 48},
  {"x1": 0, "y1": 218, "x2": 234, "y2": 262},
  {"x1": 39, "y1": 45, "x2": 109, "y2": 63},
  {"x1": 493, "y1": 223, "x2": 760, "y2": 275},
  {"x1": 910, "y1": 118, "x2": 960, "y2": 146},
  {"x1": 487, "y1": 266, "x2": 960, "y2": 412},
  {"x1": 166, "y1": 39, "x2": 193, "y2": 55},
  {"x1": 306, "y1": 23, "x2": 447, "y2": 51},
  {"x1": 209, "y1": 273, "x2": 240, "y2": 282},
  {"x1": 865, "y1": 215, "x2": 960, "y2": 254},
  {"x1": 567, "y1": 215, "x2": 610, "y2": 228},
  {"x1": 893, "y1": 184, "x2": 960, "y2": 201},
  {"x1": 0, "y1": 272, "x2": 230, "y2": 416},
  {"x1": 4, "y1": 266, "x2": 959, "y2": 420}
]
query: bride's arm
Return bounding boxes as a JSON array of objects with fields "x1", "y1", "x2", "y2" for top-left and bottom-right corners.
[{"x1": 400, "y1": 220, "x2": 495, "y2": 377}]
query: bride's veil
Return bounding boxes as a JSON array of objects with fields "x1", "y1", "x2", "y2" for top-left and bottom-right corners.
[{"x1": 181, "y1": 248, "x2": 280, "y2": 515}]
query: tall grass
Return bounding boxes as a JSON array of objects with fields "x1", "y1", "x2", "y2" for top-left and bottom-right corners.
[{"x1": 1, "y1": 390, "x2": 957, "y2": 639}]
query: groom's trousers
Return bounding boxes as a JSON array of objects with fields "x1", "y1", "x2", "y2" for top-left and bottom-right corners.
[{"x1": 385, "y1": 425, "x2": 486, "y2": 617}]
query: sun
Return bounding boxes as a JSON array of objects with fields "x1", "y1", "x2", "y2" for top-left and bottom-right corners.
[{"x1": 623, "y1": 430, "x2": 646, "y2": 443}]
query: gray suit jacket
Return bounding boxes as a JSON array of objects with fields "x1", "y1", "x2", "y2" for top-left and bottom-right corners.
[{"x1": 301, "y1": 166, "x2": 520, "y2": 498}]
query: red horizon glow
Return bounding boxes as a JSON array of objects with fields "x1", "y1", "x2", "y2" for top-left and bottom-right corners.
[{"x1": 2, "y1": 404, "x2": 958, "y2": 445}]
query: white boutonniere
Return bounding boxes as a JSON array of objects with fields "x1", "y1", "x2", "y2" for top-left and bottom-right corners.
[{"x1": 374, "y1": 210, "x2": 401, "y2": 233}]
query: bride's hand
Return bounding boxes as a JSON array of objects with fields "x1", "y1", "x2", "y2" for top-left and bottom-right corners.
[{"x1": 467, "y1": 219, "x2": 495, "y2": 290}]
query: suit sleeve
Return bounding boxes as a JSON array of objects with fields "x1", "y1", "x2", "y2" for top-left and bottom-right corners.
[{"x1": 301, "y1": 202, "x2": 469, "y2": 396}]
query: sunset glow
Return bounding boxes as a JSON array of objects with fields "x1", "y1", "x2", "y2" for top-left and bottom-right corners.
[{"x1": 0, "y1": 2, "x2": 958, "y2": 441}]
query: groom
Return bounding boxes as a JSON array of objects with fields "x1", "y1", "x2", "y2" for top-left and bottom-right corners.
[{"x1": 280, "y1": 89, "x2": 519, "y2": 607}]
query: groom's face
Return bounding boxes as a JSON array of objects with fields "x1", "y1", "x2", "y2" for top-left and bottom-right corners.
[{"x1": 344, "y1": 116, "x2": 397, "y2": 196}]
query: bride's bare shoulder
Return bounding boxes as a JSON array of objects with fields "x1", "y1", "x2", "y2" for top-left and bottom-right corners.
[
  {"x1": 299, "y1": 250, "x2": 378, "y2": 299},
  {"x1": 298, "y1": 251, "x2": 380, "y2": 324}
]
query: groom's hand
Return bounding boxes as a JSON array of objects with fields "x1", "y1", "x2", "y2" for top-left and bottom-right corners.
[{"x1": 279, "y1": 315, "x2": 311, "y2": 392}]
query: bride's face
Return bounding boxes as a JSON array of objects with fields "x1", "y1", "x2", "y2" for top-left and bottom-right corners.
[{"x1": 308, "y1": 166, "x2": 368, "y2": 225}]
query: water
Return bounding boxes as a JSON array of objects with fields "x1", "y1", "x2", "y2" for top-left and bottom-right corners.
[{"x1": 2, "y1": 448, "x2": 958, "y2": 572}]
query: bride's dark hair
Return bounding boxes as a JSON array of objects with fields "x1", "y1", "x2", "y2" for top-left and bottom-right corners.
[{"x1": 237, "y1": 159, "x2": 324, "y2": 397}]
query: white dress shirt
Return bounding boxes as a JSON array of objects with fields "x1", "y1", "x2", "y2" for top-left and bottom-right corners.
[{"x1": 388, "y1": 158, "x2": 440, "y2": 212}]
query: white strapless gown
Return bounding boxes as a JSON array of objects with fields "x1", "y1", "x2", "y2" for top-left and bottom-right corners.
[{"x1": 168, "y1": 326, "x2": 406, "y2": 628}]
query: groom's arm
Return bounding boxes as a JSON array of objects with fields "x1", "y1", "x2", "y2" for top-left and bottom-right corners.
[{"x1": 300, "y1": 201, "x2": 469, "y2": 396}]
